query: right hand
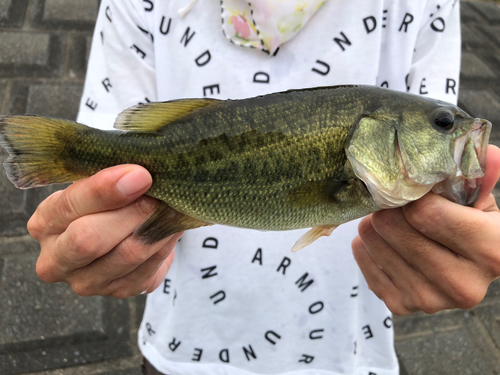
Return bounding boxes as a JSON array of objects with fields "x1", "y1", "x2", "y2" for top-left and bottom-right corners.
[{"x1": 29, "y1": 165, "x2": 181, "y2": 298}]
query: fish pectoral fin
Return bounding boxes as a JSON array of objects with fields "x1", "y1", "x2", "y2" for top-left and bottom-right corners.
[
  {"x1": 114, "y1": 99, "x2": 221, "y2": 133},
  {"x1": 289, "y1": 179, "x2": 349, "y2": 206},
  {"x1": 291, "y1": 224, "x2": 338, "y2": 252},
  {"x1": 134, "y1": 202, "x2": 212, "y2": 244}
]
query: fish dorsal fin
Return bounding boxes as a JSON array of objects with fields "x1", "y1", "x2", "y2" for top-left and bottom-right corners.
[{"x1": 114, "y1": 98, "x2": 220, "y2": 133}]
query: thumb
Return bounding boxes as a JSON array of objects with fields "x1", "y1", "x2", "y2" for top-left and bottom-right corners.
[
  {"x1": 475, "y1": 145, "x2": 500, "y2": 210},
  {"x1": 36, "y1": 165, "x2": 152, "y2": 234}
]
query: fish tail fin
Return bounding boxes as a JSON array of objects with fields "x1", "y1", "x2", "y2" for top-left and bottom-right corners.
[{"x1": 0, "y1": 115, "x2": 85, "y2": 189}]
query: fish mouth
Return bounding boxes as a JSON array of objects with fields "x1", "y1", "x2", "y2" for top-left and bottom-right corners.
[{"x1": 431, "y1": 118, "x2": 492, "y2": 206}]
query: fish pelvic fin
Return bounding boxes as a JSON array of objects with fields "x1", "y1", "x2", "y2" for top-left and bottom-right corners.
[
  {"x1": 135, "y1": 202, "x2": 212, "y2": 244},
  {"x1": 0, "y1": 115, "x2": 86, "y2": 189},
  {"x1": 291, "y1": 224, "x2": 338, "y2": 252},
  {"x1": 114, "y1": 99, "x2": 221, "y2": 133}
]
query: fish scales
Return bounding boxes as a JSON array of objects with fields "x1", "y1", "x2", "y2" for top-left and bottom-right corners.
[
  {"x1": 146, "y1": 88, "x2": 377, "y2": 229},
  {"x1": 52, "y1": 87, "x2": 378, "y2": 230}
]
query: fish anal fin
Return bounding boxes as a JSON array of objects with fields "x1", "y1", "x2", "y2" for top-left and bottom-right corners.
[
  {"x1": 134, "y1": 202, "x2": 212, "y2": 244},
  {"x1": 114, "y1": 99, "x2": 220, "y2": 133},
  {"x1": 291, "y1": 224, "x2": 338, "y2": 252}
]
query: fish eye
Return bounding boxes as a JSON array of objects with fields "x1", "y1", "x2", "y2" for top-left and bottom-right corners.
[{"x1": 433, "y1": 110, "x2": 455, "y2": 131}]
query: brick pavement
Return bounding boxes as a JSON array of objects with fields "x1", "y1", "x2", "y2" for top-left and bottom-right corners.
[{"x1": 0, "y1": 1, "x2": 499, "y2": 374}]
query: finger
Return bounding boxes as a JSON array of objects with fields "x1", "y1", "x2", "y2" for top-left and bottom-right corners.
[
  {"x1": 477, "y1": 193, "x2": 499, "y2": 213},
  {"x1": 74, "y1": 231, "x2": 181, "y2": 291},
  {"x1": 358, "y1": 215, "x2": 457, "y2": 313},
  {"x1": 475, "y1": 145, "x2": 500, "y2": 210},
  {"x1": 37, "y1": 196, "x2": 159, "y2": 280},
  {"x1": 31, "y1": 165, "x2": 152, "y2": 236},
  {"x1": 144, "y1": 254, "x2": 176, "y2": 294},
  {"x1": 358, "y1": 215, "x2": 422, "y2": 291},
  {"x1": 106, "y1": 241, "x2": 178, "y2": 298},
  {"x1": 371, "y1": 207, "x2": 489, "y2": 308},
  {"x1": 352, "y1": 234, "x2": 414, "y2": 316},
  {"x1": 372, "y1": 207, "x2": 476, "y2": 279},
  {"x1": 401, "y1": 192, "x2": 498, "y2": 260}
]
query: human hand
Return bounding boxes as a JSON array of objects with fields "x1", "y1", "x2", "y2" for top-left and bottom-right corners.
[
  {"x1": 30, "y1": 165, "x2": 182, "y2": 298},
  {"x1": 352, "y1": 145, "x2": 500, "y2": 315}
]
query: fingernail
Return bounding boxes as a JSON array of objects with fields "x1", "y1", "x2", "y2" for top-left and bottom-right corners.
[{"x1": 116, "y1": 169, "x2": 152, "y2": 196}]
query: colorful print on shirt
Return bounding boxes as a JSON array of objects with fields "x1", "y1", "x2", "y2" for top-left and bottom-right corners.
[{"x1": 221, "y1": 0, "x2": 326, "y2": 55}]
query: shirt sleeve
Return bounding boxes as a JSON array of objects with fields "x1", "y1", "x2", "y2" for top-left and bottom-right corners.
[
  {"x1": 76, "y1": 0, "x2": 157, "y2": 130},
  {"x1": 408, "y1": 0, "x2": 461, "y2": 104}
]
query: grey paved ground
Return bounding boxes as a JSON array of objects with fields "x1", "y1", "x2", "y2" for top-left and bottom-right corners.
[{"x1": 0, "y1": 0, "x2": 499, "y2": 374}]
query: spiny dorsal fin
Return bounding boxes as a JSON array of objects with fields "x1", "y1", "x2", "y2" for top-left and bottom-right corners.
[
  {"x1": 114, "y1": 98, "x2": 220, "y2": 133},
  {"x1": 134, "y1": 201, "x2": 212, "y2": 244}
]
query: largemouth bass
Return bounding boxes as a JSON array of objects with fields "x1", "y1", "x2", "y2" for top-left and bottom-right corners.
[{"x1": 0, "y1": 86, "x2": 492, "y2": 251}]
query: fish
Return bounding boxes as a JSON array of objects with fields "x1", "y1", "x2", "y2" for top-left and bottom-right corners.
[{"x1": 0, "y1": 85, "x2": 492, "y2": 251}]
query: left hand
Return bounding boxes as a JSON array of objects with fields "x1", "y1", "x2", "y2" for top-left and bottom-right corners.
[{"x1": 352, "y1": 145, "x2": 500, "y2": 315}]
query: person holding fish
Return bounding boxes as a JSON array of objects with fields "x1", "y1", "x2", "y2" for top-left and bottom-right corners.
[{"x1": 1, "y1": 0, "x2": 500, "y2": 374}]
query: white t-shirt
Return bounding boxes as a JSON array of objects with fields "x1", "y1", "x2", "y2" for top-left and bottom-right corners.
[{"x1": 77, "y1": 1, "x2": 461, "y2": 374}]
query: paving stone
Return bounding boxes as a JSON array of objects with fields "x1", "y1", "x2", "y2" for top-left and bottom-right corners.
[
  {"x1": 458, "y1": 89, "x2": 500, "y2": 125},
  {"x1": 0, "y1": 255, "x2": 133, "y2": 374},
  {"x1": 69, "y1": 35, "x2": 92, "y2": 78},
  {"x1": 0, "y1": 212, "x2": 30, "y2": 237},
  {"x1": 478, "y1": 25, "x2": 500, "y2": 48},
  {"x1": 0, "y1": 255, "x2": 105, "y2": 347},
  {"x1": 32, "y1": 0, "x2": 99, "y2": 30},
  {"x1": 101, "y1": 368, "x2": 143, "y2": 375},
  {"x1": 86, "y1": 35, "x2": 93, "y2": 62},
  {"x1": 459, "y1": 89, "x2": 500, "y2": 148},
  {"x1": 0, "y1": 32, "x2": 50, "y2": 66},
  {"x1": 394, "y1": 310, "x2": 467, "y2": 338},
  {"x1": 26, "y1": 356, "x2": 143, "y2": 374},
  {"x1": 0, "y1": 0, "x2": 10, "y2": 18},
  {"x1": 473, "y1": 302, "x2": 500, "y2": 351},
  {"x1": 43, "y1": 0, "x2": 99, "y2": 22},
  {"x1": 460, "y1": 52, "x2": 496, "y2": 78},
  {"x1": 395, "y1": 327, "x2": 494, "y2": 375},
  {"x1": 488, "y1": 53, "x2": 500, "y2": 76},
  {"x1": 461, "y1": 24, "x2": 488, "y2": 49},
  {"x1": 0, "y1": 33, "x2": 63, "y2": 78},
  {"x1": 25, "y1": 184, "x2": 69, "y2": 218},
  {"x1": 461, "y1": 2, "x2": 484, "y2": 23},
  {"x1": 7, "y1": 82, "x2": 29, "y2": 114},
  {"x1": 0, "y1": 236, "x2": 40, "y2": 257},
  {"x1": 494, "y1": 185, "x2": 500, "y2": 203},
  {"x1": 486, "y1": 278, "x2": 500, "y2": 299},
  {"x1": 132, "y1": 295, "x2": 147, "y2": 328},
  {"x1": 490, "y1": 127, "x2": 500, "y2": 151},
  {"x1": 467, "y1": 52, "x2": 500, "y2": 83},
  {"x1": 26, "y1": 83, "x2": 83, "y2": 120},
  {"x1": 0, "y1": 0, "x2": 28, "y2": 27},
  {"x1": 468, "y1": 2, "x2": 500, "y2": 24},
  {"x1": 0, "y1": 79, "x2": 6, "y2": 111},
  {"x1": 0, "y1": 153, "x2": 26, "y2": 213}
]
